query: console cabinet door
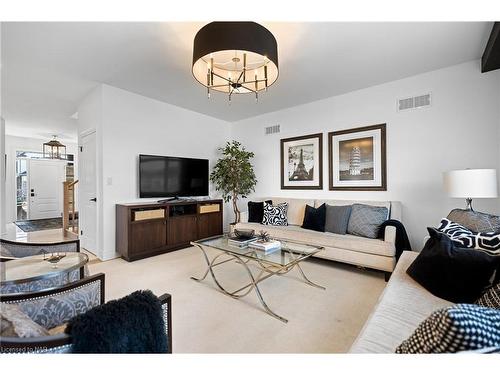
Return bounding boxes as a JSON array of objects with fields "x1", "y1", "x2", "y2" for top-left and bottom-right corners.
[
  {"x1": 168, "y1": 216, "x2": 198, "y2": 246},
  {"x1": 198, "y1": 212, "x2": 223, "y2": 240},
  {"x1": 130, "y1": 220, "x2": 167, "y2": 255}
]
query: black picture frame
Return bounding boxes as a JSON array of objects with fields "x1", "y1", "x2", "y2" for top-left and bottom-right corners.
[
  {"x1": 328, "y1": 124, "x2": 387, "y2": 191},
  {"x1": 280, "y1": 133, "x2": 323, "y2": 190}
]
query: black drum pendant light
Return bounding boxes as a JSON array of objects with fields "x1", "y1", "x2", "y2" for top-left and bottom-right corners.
[{"x1": 192, "y1": 22, "x2": 279, "y2": 102}]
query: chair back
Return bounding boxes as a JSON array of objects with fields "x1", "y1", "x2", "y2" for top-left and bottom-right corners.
[{"x1": 0, "y1": 273, "x2": 105, "y2": 353}]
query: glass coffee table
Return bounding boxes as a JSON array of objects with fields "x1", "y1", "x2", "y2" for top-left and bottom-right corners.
[
  {"x1": 191, "y1": 235, "x2": 325, "y2": 323},
  {"x1": 0, "y1": 252, "x2": 88, "y2": 290}
]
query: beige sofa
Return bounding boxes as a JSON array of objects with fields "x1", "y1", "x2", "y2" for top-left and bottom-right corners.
[
  {"x1": 349, "y1": 251, "x2": 452, "y2": 353},
  {"x1": 235, "y1": 198, "x2": 403, "y2": 274}
]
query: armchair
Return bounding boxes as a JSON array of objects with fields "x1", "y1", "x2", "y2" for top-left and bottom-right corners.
[{"x1": 0, "y1": 274, "x2": 173, "y2": 353}]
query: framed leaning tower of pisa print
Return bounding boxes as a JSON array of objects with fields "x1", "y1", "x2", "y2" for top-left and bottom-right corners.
[
  {"x1": 328, "y1": 124, "x2": 386, "y2": 191},
  {"x1": 280, "y1": 133, "x2": 323, "y2": 190}
]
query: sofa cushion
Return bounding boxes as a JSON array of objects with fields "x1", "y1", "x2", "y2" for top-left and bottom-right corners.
[
  {"x1": 395, "y1": 304, "x2": 500, "y2": 353},
  {"x1": 262, "y1": 202, "x2": 288, "y2": 226},
  {"x1": 324, "y1": 205, "x2": 352, "y2": 235},
  {"x1": 349, "y1": 251, "x2": 453, "y2": 353},
  {"x1": 406, "y1": 228, "x2": 499, "y2": 303},
  {"x1": 347, "y1": 204, "x2": 389, "y2": 239},
  {"x1": 248, "y1": 200, "x2": 272, "y2": 223},
  {"x1": 235, "y1": 222, "x2": 395, "y2": 257},
  {"x1": 301, "y1": 204, "x2": 326, "y2": 232}
]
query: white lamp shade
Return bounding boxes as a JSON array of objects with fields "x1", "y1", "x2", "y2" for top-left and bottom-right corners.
[{"x1": 443, "y1": 169, "x2": 498, "y2": 198}]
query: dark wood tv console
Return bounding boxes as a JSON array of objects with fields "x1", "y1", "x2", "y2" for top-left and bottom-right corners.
[{"x1": 116, "y1": 199, "x2": 223, "y2": 261}]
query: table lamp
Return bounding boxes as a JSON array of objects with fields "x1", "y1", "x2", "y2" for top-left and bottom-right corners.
[{"x1": 443, "y1": 169, "x2": 498, "y2": 211}]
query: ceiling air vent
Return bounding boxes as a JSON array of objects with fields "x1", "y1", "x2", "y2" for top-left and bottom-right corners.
[
  {"x1": 398, "y1": 93, "x2": 431, "y2": 112},
  {"x1": 265, "y1": 124, "x2": 280, "y2": 135}
]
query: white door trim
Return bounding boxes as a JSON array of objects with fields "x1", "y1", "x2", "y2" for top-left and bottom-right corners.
[{"x1": 79, "y1": 132, "x2": 100, "y2": 258}]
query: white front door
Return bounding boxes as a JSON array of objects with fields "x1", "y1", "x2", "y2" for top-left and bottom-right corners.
[
  {"x1": 28, "y1": 159, "x2": 66, "y2": 220},
  {"x1": 79, "y1": 132, "x2": 98, "y2": 255}
]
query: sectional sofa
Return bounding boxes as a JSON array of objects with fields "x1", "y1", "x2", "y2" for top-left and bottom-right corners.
[
  {"x1": 349, "y1": 250, "x2": 453, "y2": 353},
  {"x1": 235, "y1": 197, "x2": 403, "y2": 275}
]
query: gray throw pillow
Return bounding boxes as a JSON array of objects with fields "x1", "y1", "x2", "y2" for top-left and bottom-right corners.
[
  {"x1": 447, "y1": 208, "x2": 500, "y2": 232},
  {"x1": 324, "y1": 205, "x2": 352, "y2": 234},
  {"x1": 0, "y1": 303, "x2": 49, "y2": 338},
  {"x1": 347, "y1": 203, "x2": 389, "y2": 238}
]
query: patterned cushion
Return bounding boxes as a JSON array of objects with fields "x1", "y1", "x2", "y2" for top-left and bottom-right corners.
[
  {"x1": 437, "y1": 218, "x2": 500, "y2": 255},
  {"x1": 262, "y1": 202, "x2": 288, "y2": 226},
  {"x1": 447, "y1": 208, "x2": 500, "y2": 232},
  {"x1": 464, "y1": 346, "x2": 500, "y2": 353},
  {"x1": 347, "y1": 203, "x2": 388, "y2": 238},
  {"x1": 396, "y1": 304, "x2": 500, "y2": 353},
  {"x1": 476, "y1": 282, "x2": 500, "y2": 309},
  {"x1": 324, "y1": 205, "x2": 352, "y2": 235},
  {"x1": 437, "y1": 218, "x2": 475, "y2": 246},
  {"x1": 0, "y1": 303, "x2": 49, "y2": 338}
]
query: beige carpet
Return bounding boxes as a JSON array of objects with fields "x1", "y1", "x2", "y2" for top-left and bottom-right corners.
[{"x1": 88, "y1": 246, "x2": 386, "y2": 353}]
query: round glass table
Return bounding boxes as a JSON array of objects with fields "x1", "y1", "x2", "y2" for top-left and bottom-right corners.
[{"x1": 0, "y1": 252, "x2": 89, "y2": 287}]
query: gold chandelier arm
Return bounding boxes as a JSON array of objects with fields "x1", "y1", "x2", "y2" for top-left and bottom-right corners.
[
  {"x1": 209, "y1": 83, "x2": 234, "y2": 88},
  {"x1": 236, "y1": 70, "x2": 245, "y2": 84},
  {"x1": 211, "y1": 70, "x2": 232, "y2": 84}
]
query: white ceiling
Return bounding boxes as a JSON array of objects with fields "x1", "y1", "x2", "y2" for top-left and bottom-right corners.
[{"x1": 1, "y1": 22, "x2": 493, "y2": 141}]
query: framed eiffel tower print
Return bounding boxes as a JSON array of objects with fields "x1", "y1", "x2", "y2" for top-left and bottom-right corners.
[
  {"x1": 280, "y1": 133, "x2": 323, "y2": 190},
  {"x1": 328, "y1": 124, "x2": 386, "y2": 191}
]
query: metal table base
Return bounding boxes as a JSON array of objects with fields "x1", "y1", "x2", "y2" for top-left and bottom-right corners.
[{"x1": 191, "y1": 243, "x2": 325, "y2": 323}]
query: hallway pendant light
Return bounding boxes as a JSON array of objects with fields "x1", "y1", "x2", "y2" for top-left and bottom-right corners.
[
  {"x1": 43, "y1": 135, "x2": 67, "y2": 160},
  {"x1": 192, "y1": 22, "x2": 279, "y2": 102}
]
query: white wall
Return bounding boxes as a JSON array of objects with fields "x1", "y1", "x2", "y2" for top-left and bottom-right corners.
[
  {"x1": 77, "y1": 85, "x2": 103, "y2": 258},
  {"x1": 231, "y1": 60, "x2": 500, "y2": 250},
  {"x1": 4, "y1": 135, "x2": 78, "y2": 223},
  {"x1": 79, "y1": 84, "x2": 231, "y2": 260},
  {"x1": 0, "y1": 25, "x2": 5, "y2": 235},
  {"x1": 0, "y1": 118, "x2": 5, "y2": 235}
]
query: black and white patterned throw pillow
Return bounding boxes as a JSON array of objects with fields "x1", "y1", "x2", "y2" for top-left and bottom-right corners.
[
  {"x1": 262, "y1": 202, "x2": 288, "y2": 226},
  {"x1": 476, "y1": 281, "x2": 500, "y2": 309},
  {"x1": 396, "y1": 304, "x2": 500, "y2": 353},
  {"x1": 437, "y1": 218, "x2": 500, "y2": 255}
]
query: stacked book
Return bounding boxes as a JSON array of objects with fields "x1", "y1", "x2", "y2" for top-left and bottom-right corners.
[
  {"x1": 228, "y1": 236, "x2": 257, "y2": 248},
  {"x1": 248, "y1": 239, "x2": 281, "y2": 254}
]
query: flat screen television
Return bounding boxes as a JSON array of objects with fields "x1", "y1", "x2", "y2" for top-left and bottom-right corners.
[{"x1": 139, "y1": 154, "x2": 209, "y2": 198}]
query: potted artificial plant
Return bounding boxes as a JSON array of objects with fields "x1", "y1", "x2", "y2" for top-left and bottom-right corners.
[{"x1": 210, "y1": 140, "x2": 257, "y2": 224}]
